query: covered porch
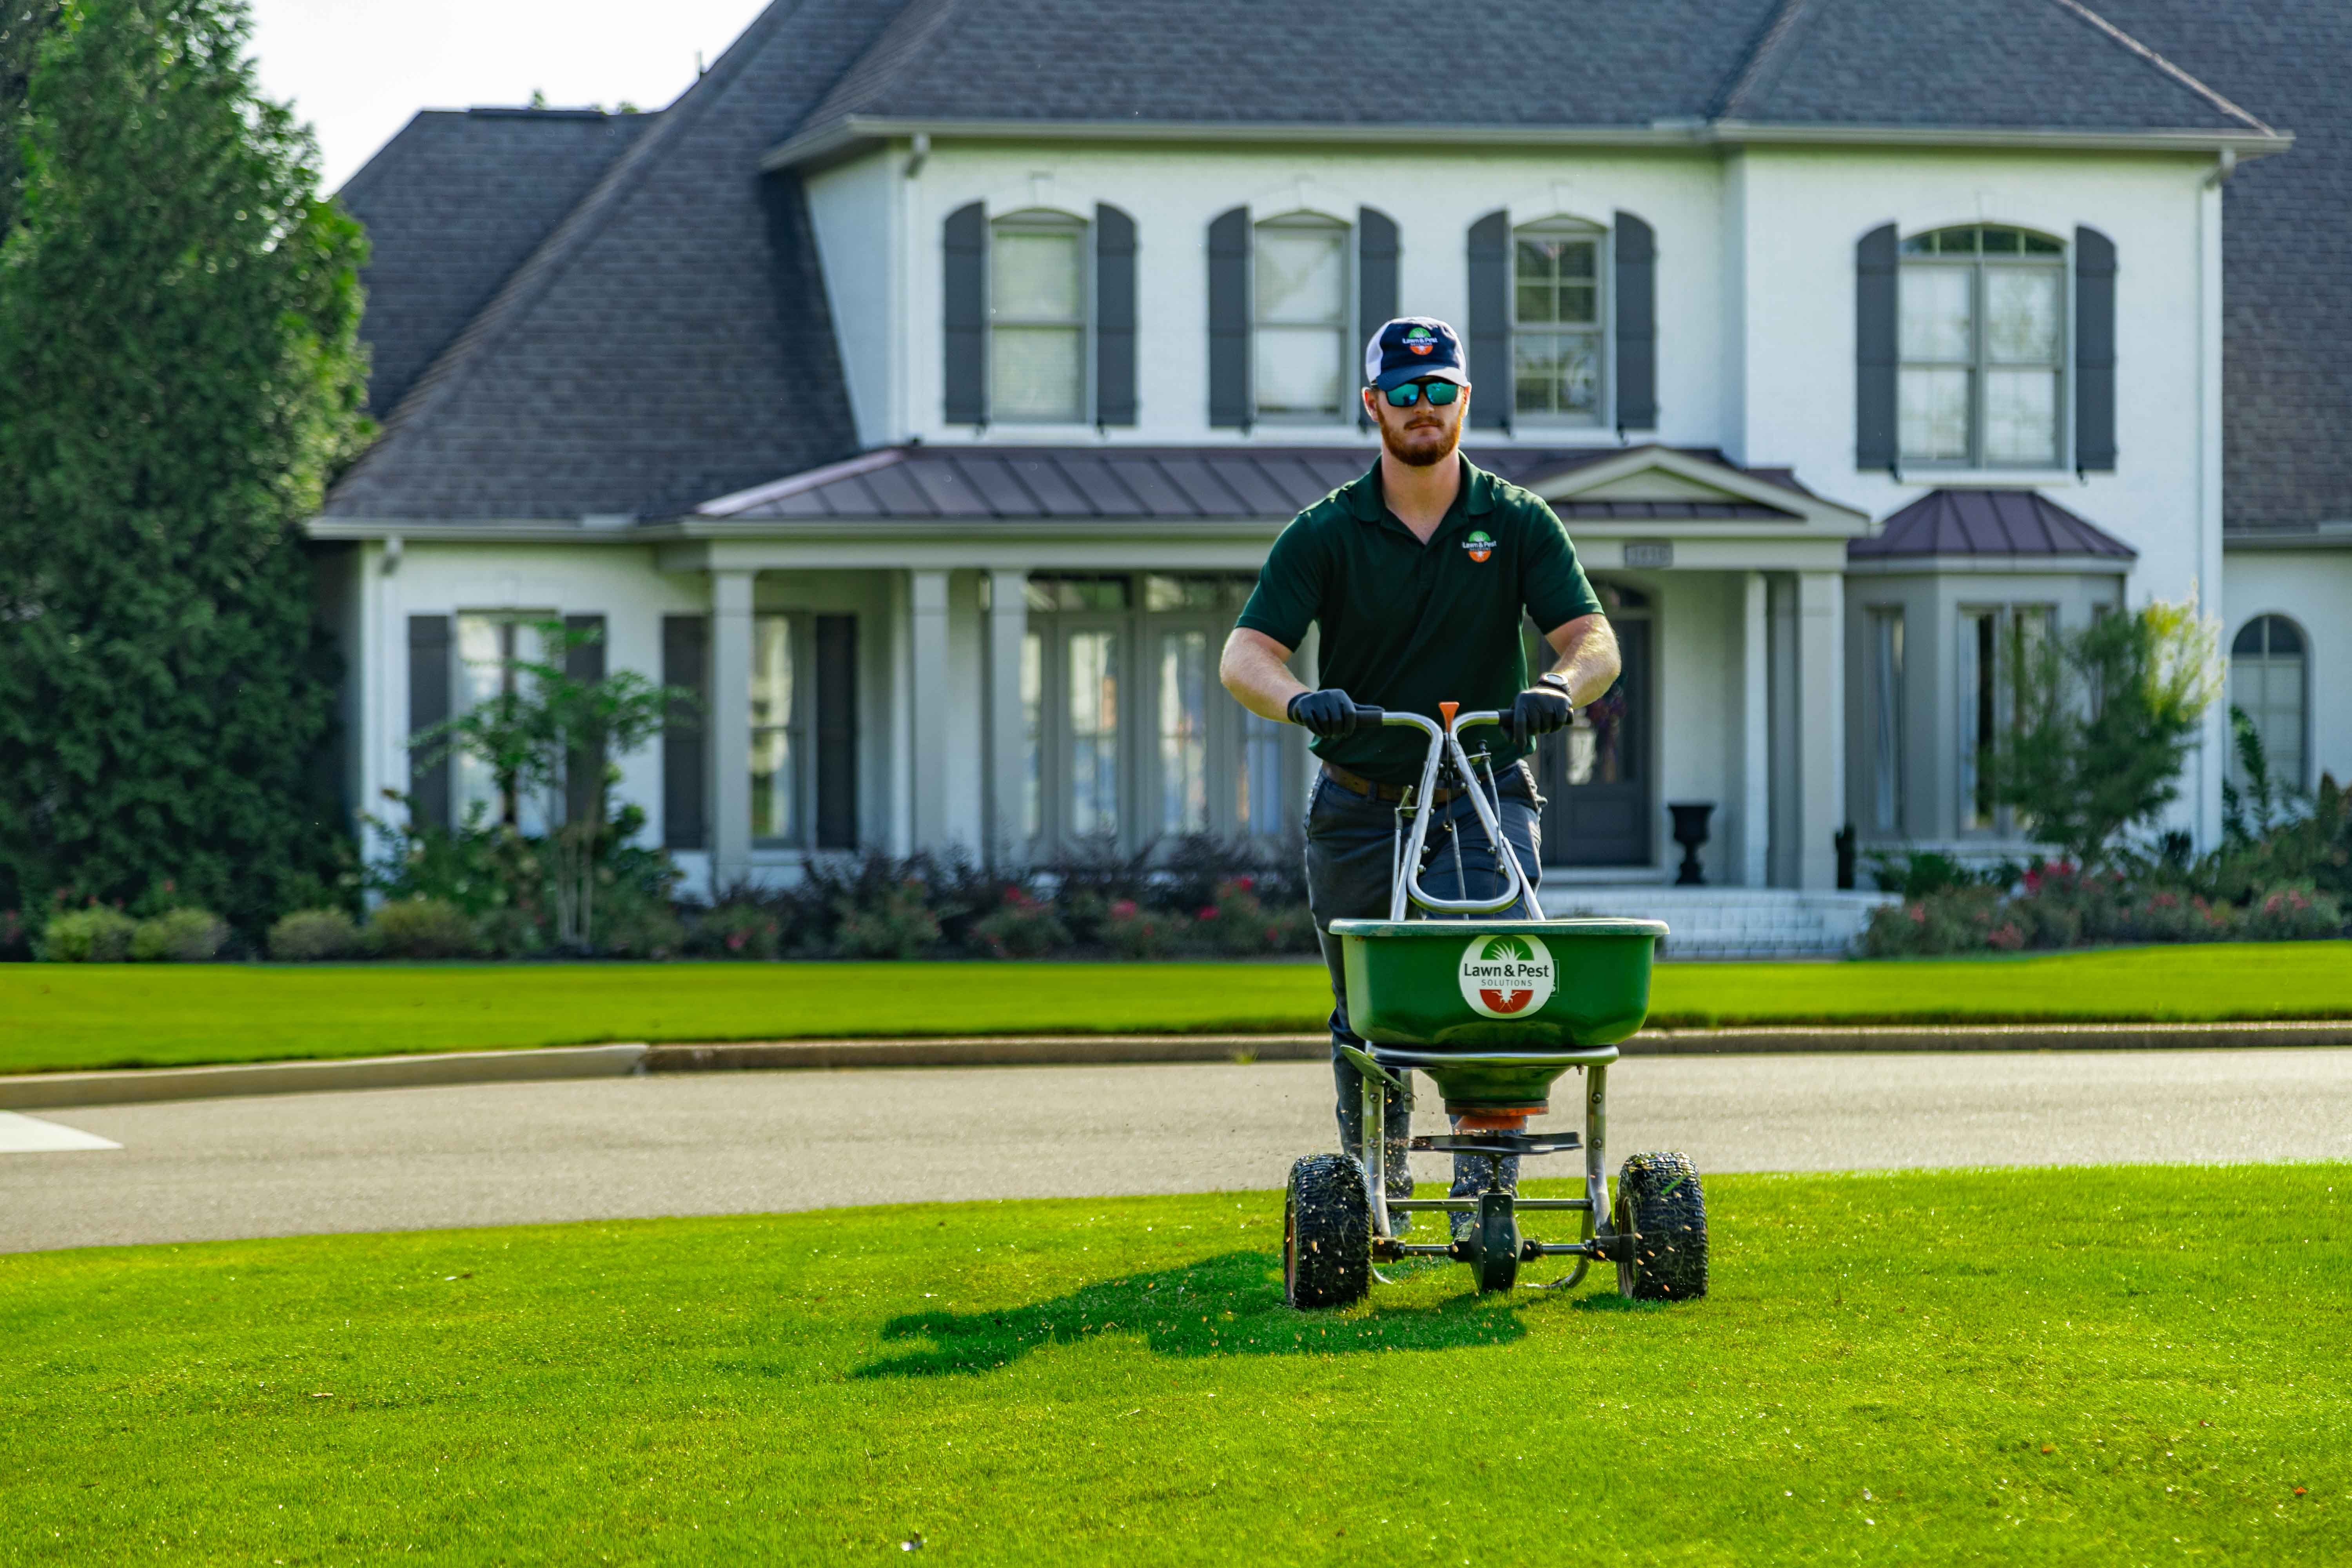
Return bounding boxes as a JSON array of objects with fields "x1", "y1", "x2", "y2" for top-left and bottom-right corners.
[{"x1": 659, "y1": 443, "x2": 1870, "y2": 895}]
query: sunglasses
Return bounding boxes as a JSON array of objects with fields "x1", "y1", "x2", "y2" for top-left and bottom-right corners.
[{"x1": 1381, "y1": 379, "x2": 1462, "y2": 407}]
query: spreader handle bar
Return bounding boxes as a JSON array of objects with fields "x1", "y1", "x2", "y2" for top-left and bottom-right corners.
[{"x1": 1377, "y1": 710, "x2": 1542, "y2": 920}]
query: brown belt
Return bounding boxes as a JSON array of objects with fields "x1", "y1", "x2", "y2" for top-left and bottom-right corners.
[{"x1": 1321, "y1": 760, "x2": 1524, "y2": 807}]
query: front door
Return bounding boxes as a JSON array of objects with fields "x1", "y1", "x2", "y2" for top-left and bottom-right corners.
[{"x1": 1532, "y1": 611, "x2": 1652, "y2": 867}]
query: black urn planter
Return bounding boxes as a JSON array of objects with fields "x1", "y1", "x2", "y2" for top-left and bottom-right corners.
[{"x1": 1667, "y1": 802, "x2": 1715, "y2": 886}]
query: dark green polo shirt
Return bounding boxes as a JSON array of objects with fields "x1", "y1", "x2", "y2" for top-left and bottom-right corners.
[{"x1": 1237, "y1": 455, "x2": 1605, "y2": 785}]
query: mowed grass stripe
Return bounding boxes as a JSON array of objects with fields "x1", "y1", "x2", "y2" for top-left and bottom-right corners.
[
  {"x1": 2, "y1": 941, "x2": 2348, "y2": 1076},
  {"x1": 3, "y1": 1165, "x2": 2345, "y2": 1564}
]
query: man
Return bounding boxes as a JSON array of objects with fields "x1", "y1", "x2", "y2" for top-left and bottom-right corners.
[{"x1": 1220, "y1": 316, "x2": 1622, "y2": 1220}]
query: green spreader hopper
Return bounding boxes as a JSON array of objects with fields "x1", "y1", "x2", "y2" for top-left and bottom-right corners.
[{"x1": 1282, "y1": 705, "x2": 1707, "y2": 1309}]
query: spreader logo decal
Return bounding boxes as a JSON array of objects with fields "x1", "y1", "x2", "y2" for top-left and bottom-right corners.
[
  {"x1": 1458, "y1": 933, "x2": 1555, "y2": 1018},
  {"x1": 1463, "y1": 529, "x2": 1495, "y2": 564}
]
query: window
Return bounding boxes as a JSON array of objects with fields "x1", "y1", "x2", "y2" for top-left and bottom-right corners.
[
  {"x1": 1868, "y1": 608, "x2": 1906, "y2": 834},
  {"x1": 1958, "y1": 604, "x2": 2054, "y2": 834},
  {"x1": 750, "y1": 614, "x2": 809, "y2": 846},
  {"x1": 989, "y1": 211, "x2": 1088, "y2": 422},
  {"x1": 1253, "y1": 215, "x2": 1349, "y2": 420},
  {"x1": 1020, "y1": 573, "x2": 1302, "y2": 849},
  {"x1": 453, "y1": 614, "x2": 551, "y2": 832},
  {"x1": 1512, "y1": 220, "x2": 1604, "y2": 423},
  {"x1": 1900, "y1": 226, "x2": 2066, "y2": 467},
  {"x1": 2230, "y1": 615, "x2": 2308, "y2": 793}
]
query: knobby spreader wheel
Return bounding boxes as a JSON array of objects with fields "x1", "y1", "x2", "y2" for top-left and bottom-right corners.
[
  {"x1": 1613, "y1": 1151, "x2": 1709, "y2": 1302},
  {"x1": 1284, "y1": 1152, "x2": 1372, "y2": 1309}
]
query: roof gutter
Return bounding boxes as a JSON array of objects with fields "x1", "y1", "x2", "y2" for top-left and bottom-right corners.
[{"x1": 760, "y1": 114, "x2": 2292, "y2": 172}]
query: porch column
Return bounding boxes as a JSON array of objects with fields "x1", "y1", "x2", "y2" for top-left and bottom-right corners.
[
  {"x1": 908, "y1": 569, "x2": 953, "y2": 851},
  {"x1": 1796, "y1": 570, "x2": 1846, "y2": 890},
  {"x1": 1740, "y1": 571, "x2": 1770, "y2": 888},
  {"x1": 986, "y1": 570, "x2": 1028, "y2": 868},
  {"x1": 709, "y1": 568, "x2": 755, "y2": 886}
]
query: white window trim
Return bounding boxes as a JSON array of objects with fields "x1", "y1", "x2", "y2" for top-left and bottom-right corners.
[
  {"x1": 1508, "y1": 217, "x2": 1612, "y2": 431},
  {"x1": 1898, "y1": 226, "x2": 2071, "y2": 472},
  {"x1": 987, "y1": 208, "x2": 1093, "y2": 426},
  {"x1": 1249, "y1": 212, "x2": 1354, "y2": 427}
]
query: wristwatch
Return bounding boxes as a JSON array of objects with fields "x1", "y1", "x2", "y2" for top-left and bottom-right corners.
[{"x1": 1536, "y1": 672, "x2": 1573, "y2": 695}]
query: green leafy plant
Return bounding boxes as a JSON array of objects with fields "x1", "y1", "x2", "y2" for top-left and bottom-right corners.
[
  {"x1": 834, "y1": 880, "x2": 942, "y2": 960},
  {"x1": 129, "y1": 906, "x2": 226, "y2": 961},
  {"x1": 0, "y1": 0, "x2": 371, "y2": 935},
  {"x1": 367, "y1": 897, "x2": 479, "y2": 960},
  {"x1": 408, "y1": 622, "x2": 695, "y2": 955},
  {"x1": 686, "y1": 902, "x2": 782, "y2": 960},
  {"x1": 36, "y1": 904, "x2": 134, "y2": 961},
  {"x1": 1102, "y1": 898, "x2": 1185, "y2": 960},
  {"x1": 969, "y1": 886, "x2": 1070, "y2": 959},
  {"x1": 266, "y1": 907, "x2": 365, "y2": 961},
  {"x1": 1991, "y1": 598, "x2": 2222, "y2": 867}
]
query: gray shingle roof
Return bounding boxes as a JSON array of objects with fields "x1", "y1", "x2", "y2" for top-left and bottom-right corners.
[
  {"x1": 323, "y1": 0, "x2": 904, "y2": 521},
  {"x1": 339, "y1": 108, "x2": 655, "y2": 417},
  {"x1": 2087, "y1": 0, "x2": 2350, "y2": 531},
  {"x1": 1849, "y1": 488, "x2": 2138, "y2": 559},
  {"x1": 696, "y1": 444, "x2": 1817, "y2": 522},
  {"x1": 796, "y1": 0, "x2": 2263, "y2": 140}
]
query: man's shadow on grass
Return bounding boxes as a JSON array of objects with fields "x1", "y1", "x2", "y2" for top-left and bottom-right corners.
[{"x1": 850, "y1": 1250, "x2": 1647, "y2": 1378}]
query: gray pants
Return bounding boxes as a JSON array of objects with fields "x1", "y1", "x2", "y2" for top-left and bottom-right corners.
[{"x1": 1303, "y1": 760, "x2": 1543, "y2": 1220}]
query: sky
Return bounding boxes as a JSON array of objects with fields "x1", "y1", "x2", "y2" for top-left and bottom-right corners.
[{"x1": 247, "y1": 0, "x2": 777, "y2": 191}]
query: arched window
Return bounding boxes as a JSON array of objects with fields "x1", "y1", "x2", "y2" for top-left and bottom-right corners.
[
  {"x1": 989, "y1": 209, "x2": 1088, "y2": 422},
  {"x1": 1252, "y1": 214, "x2": 1350, "y2": 420},
  {"x1": 1898, "y1": 225, "x2": 2065, "y2": 467},
  {"x1": 2230, "y1": 615, "x2": 2308, "y2": 791},
  {"x1": 1512, "y1": 218, "x2": 1604, "y2": 423}
]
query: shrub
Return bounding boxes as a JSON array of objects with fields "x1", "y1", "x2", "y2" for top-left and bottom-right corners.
[
  {"x1": 2120, "y1": 888, "x2": 2237, "y2": 944},
  {"x1": 369, "y1": 898, "x2": 481, "y2": 959},
  {"x1": 0, "y1": 908, "x2": 29, "y2": 962},
  {"x1": 1103, "y1": 898, "x2": 1185, "y2": 960},
  {"x1": 969, "y1": 886, "x2": 1069, "y2": 959},
  {"x1": 688, "y1": 902, "x2": 782, "y2": 960},
  {"x1": 2243, "y1": 882, "x2": 2345, "y2": 942},
  {"x1": 1194, "y1": 878, "x2": 1319, "y2": 957},
  {"x1": 1865, "y1": 849, "x2": 2009, "y2": 900},
  {"x1": 36, "y1": 906, "x2": 136, "y2": 962},
  {"x1": 131, "y1": 907, "x2": 228, "y2": 962},
  {"x1": 834, "y1": 880, "x2": 942, "y2": 960},
  {"x1": 1860, "y1": 885, "x2": 2003, "y2": 958},
  {"x1": 596, "y1": 884, "x2": 685, "y2": 959},
  {"x1": 268, "y1": 908, "x2": 366, "y2": 961}
]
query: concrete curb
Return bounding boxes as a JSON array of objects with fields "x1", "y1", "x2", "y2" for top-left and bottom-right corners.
[
  {"x1": 6, "y1": 1022, "x2": 2350, "y2": 1110},
  {"x1": 0, "y1": 1044, "x2": 649, "y2": 1111}
]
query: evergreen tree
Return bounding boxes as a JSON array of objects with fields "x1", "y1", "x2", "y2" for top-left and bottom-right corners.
[
  {"x1": 0, "y1": 1, "x2": 58, "y2": 236},
  {"x1": 0, "y1": 0, "x2": 370, "y2": 934}
]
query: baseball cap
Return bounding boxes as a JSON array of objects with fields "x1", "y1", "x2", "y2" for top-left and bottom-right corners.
[{"x1": 1364, "y1": 316, "x2": 1470, "y2": 391}]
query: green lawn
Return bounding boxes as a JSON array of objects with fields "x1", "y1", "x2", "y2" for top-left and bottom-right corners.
[
  {"x1": 2, "y1": 942, "x2": 2348, "y2": 1076},
  {"x1": 4, "y1": 1165, "x2": 2344, "y2": 1564}
]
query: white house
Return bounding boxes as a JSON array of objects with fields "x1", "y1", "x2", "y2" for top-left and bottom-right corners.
[{"x1": 313, "y1": 0, "x2": 2345, "y2": 945}]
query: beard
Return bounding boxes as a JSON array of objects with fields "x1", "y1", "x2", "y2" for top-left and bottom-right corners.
[{"x1": 1379, "y1": 404, "x2": 1464, "y2": 468}]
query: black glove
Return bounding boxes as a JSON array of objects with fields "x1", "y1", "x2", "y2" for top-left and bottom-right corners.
[
  {"x1": 1507, "y1": 684, "x2": 1574, "y2": 746},
  {"x1": 1287, "y1": 688, "x2": 1364, "y2": 739}
]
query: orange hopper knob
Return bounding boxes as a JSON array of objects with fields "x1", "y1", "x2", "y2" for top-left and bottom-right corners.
[{"x1": 1439, "y1": 701, "x2": 1459, "y2": 731}]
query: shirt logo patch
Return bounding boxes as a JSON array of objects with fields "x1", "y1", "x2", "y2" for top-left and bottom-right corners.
[
  {"x1": 1405, "y1": 325, "x2": 1436, "y2": 356},
  {"x1": 1463, "y1": 529, "x2": 1495, "y2": 564}
]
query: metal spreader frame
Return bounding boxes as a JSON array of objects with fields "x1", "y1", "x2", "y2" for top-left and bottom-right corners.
[{"x1": 1339, "y1": 703, "x2": 1630, "y2": 1294}]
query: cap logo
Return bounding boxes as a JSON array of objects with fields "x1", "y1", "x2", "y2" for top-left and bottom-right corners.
[
  {"x1": 1459, "y1": 933, "x2": 1554, "y2": 1018},
  {"x1": 1463, "y1": 529, "x2": 1494, "y2": 564},
  {"x1": 1405, "y1": 325, "x2": 1436, "y2": 356}
]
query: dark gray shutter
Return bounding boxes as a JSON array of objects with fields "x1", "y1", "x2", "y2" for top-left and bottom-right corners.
[
  {"x1": 1855, "y1": 222, "x2": 1899, "y2": 472},
  {"x1": 1356, "y1": 207, "x2": 1399, "y2": 429},
  {"x1": 1613, "y1": 211, "x2": 1657, "y2": 432},
  {"x1": 1466, "y1": 209, "x2": 1510, "y2": 429},
  {"x1": 943, "y1": 200, "x2": 987, "y2": 426},
  {"x1": 1094, "y1": 203, "x2": 1138, "y2": 428},
  {"x1": 563, "y1": 615, "x2": 605, "y2": 828},
  {"x1": 406, "y1": 615, "x2": 452, "y2": 829},
  {"x1": 815, "y1": 615, "x2": 858, "y2": 849},
  {"x1": 1207, "y1": 205, "x2": 1250, "y2": 428},
  {"x1": 2074, "y1": 225, "x2": 2118, "y2": 472},
  {"x1": 661, "y1": 615, "x2": 707, "y2": 851}
]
